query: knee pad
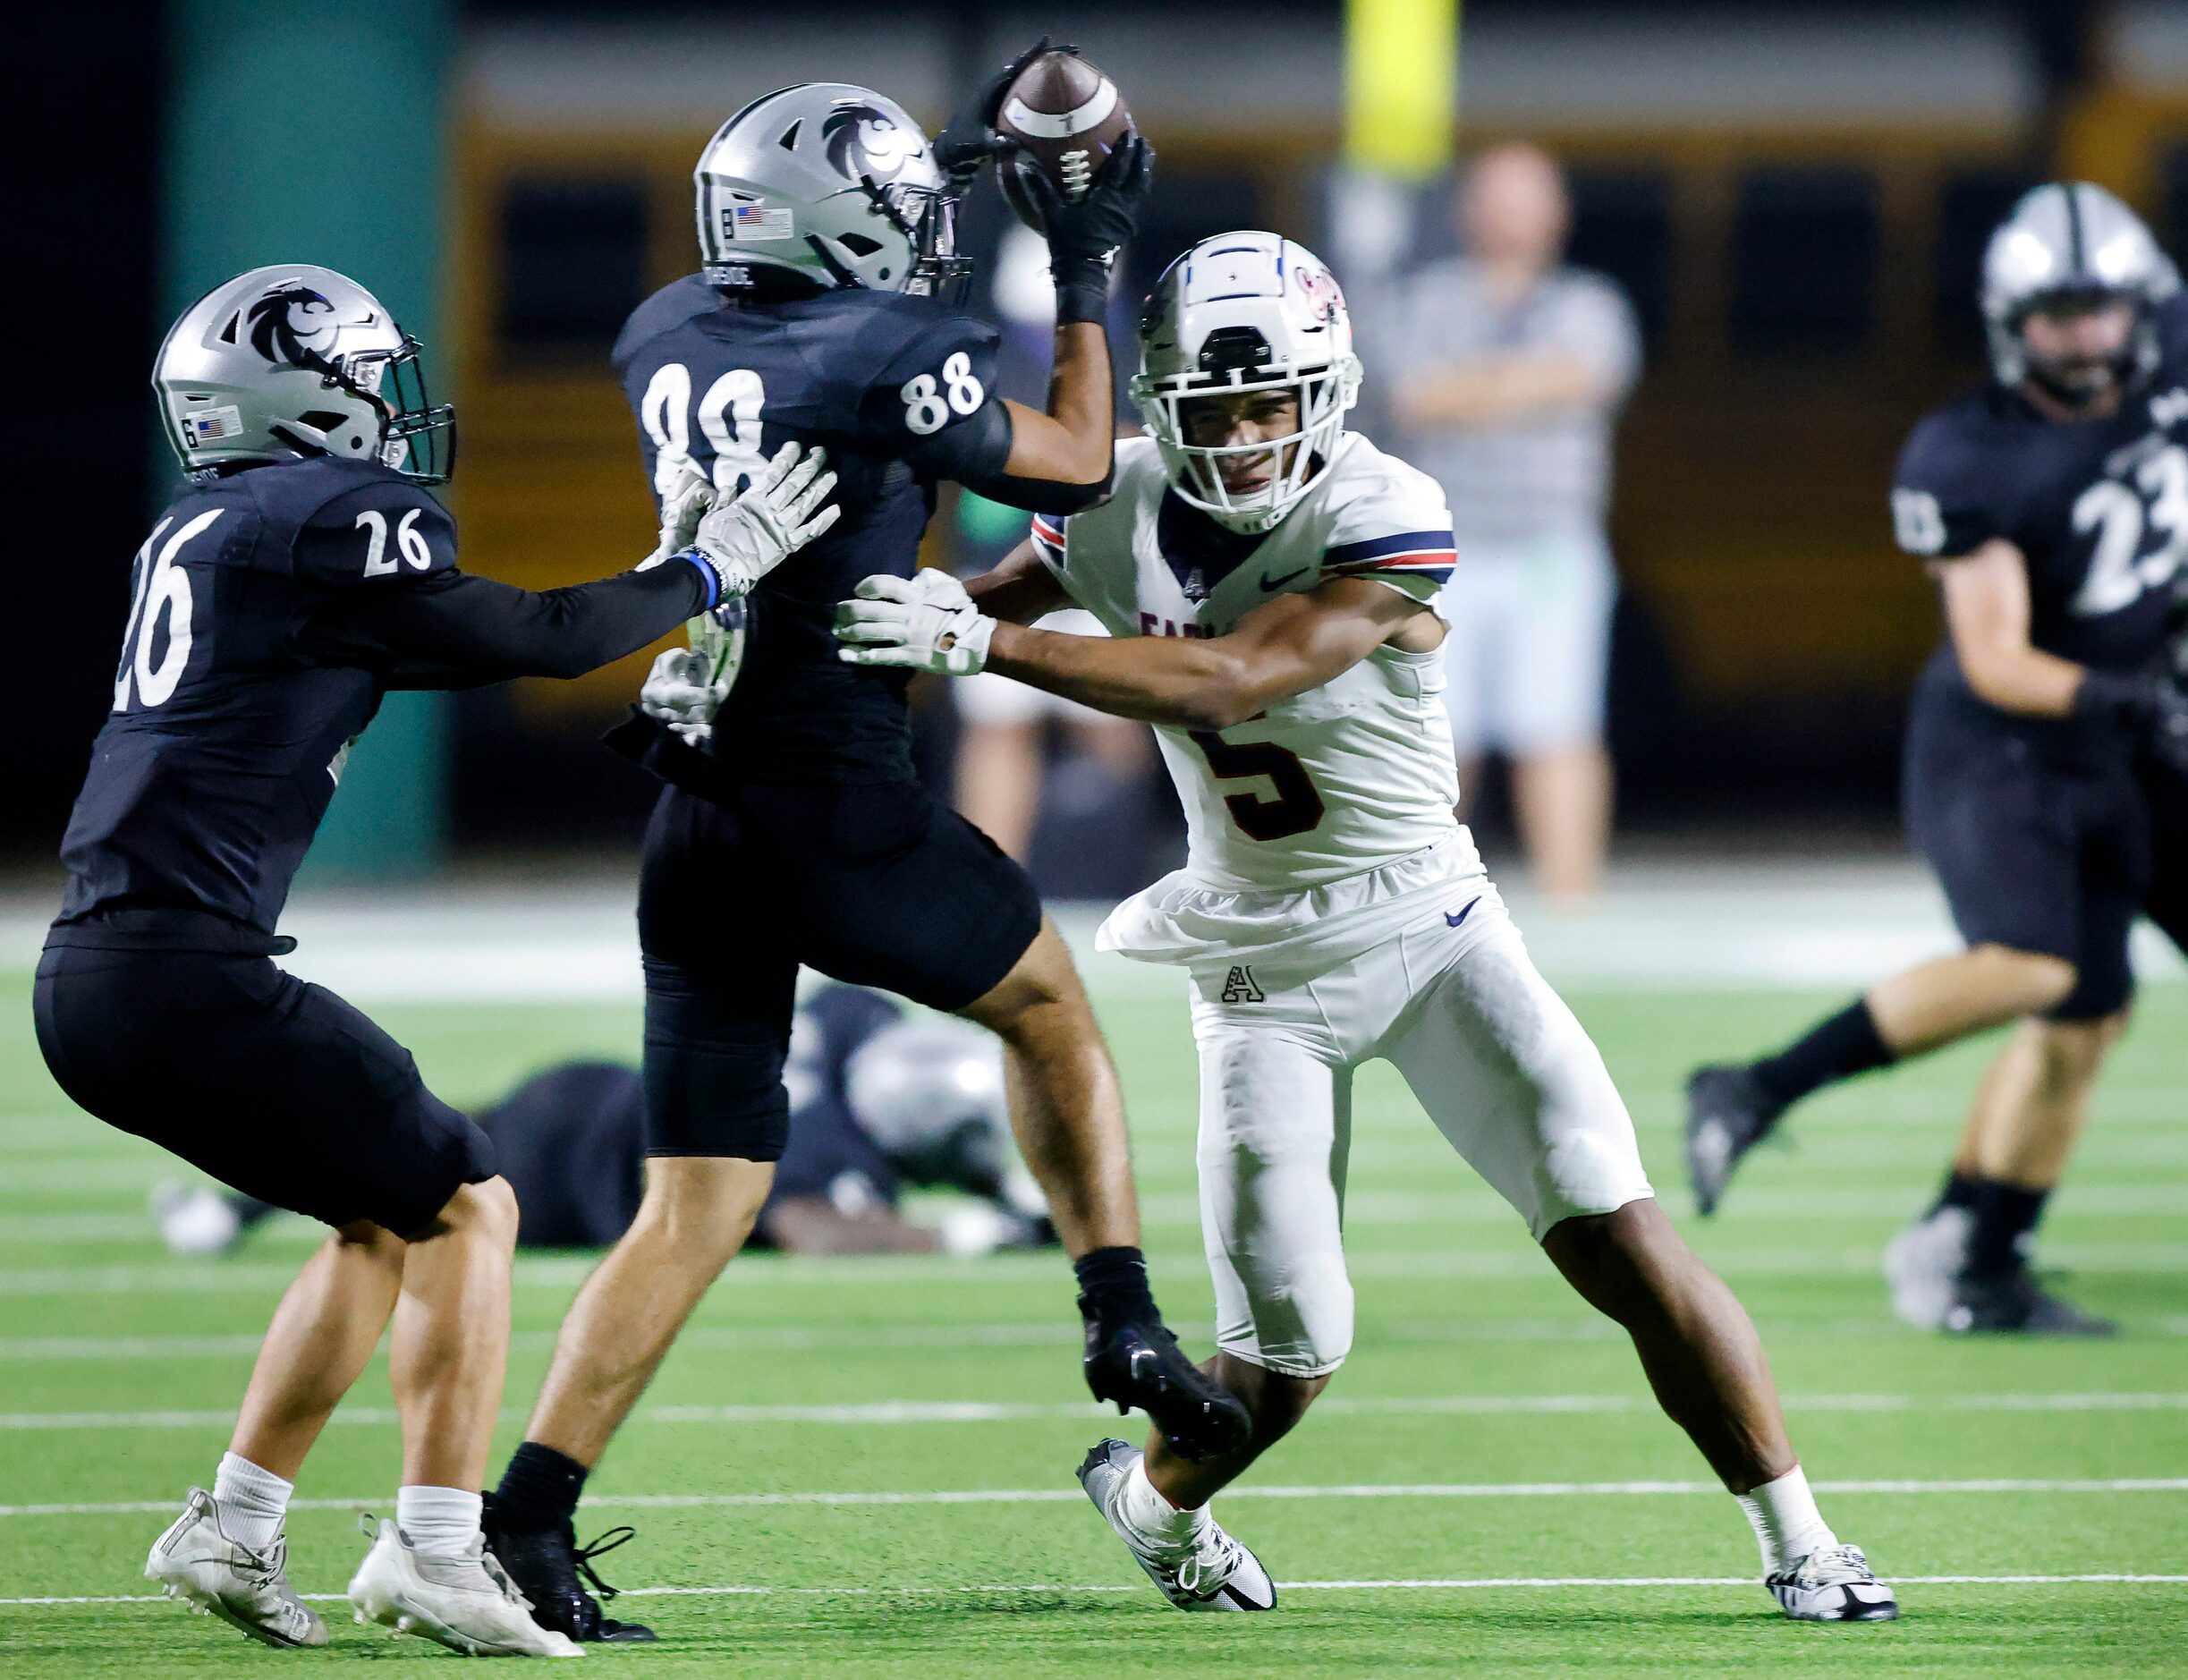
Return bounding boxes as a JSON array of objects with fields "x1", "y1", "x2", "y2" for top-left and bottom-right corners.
[{"x1": 1220, "y1": 1248, "x2": 1354, "y2": 1378}]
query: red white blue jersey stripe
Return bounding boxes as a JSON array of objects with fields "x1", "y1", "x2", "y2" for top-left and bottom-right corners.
[
  {"x1": 1030, "y1": 515, "x2": 1068, "y2": 565},
  {"x1": 1322, "y1": 529, "x2": 1455, "y2": 584}
]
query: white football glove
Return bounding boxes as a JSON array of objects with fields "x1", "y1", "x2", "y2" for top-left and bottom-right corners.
[
  {"x1": 639, "y1": 647, "x2": 728, "y2": 747},
  {"x1": 638, "y1": 457, "x2": 717, "y2": 570},
  {"x1": 683, "y1": 441, "x2": 841, "y2": 603},
  {"x1": 833, "y1": 572, "x2": 995, "y2": 675}
]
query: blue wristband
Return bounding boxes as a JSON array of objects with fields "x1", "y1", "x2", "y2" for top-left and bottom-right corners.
[{"x1": 677, "y1": 549, "x2": 720, "y2": 610}]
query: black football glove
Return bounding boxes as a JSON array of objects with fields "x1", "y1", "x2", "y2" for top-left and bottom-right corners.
[
  {"x1": 933, "y1": 37, "x2": 1072, "y2": 186},
  {"x1": 2076, "y1": 663, "x2": 2188, "y2": 776},
  {"x1": 1014, "y1": 133, "x2": 1156, "y2": 325},
  {"x1": 1080, "y1": 1295, "x2": 1251, "y2": 1463}
]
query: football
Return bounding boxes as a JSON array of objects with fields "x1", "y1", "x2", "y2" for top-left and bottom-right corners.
[{"x1": 992, "y1": 49, "x2": 1134, "y2": 232}]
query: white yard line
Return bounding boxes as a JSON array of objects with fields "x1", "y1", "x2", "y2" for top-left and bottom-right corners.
[
  {"x1": 7, "y1": 1476, "x2": 2187, "y2": 1521},
  {"x1": 4, "y1": 1390, "x2": 2185, "y2": 1434},
  {"x1": 4, "y1": 1241, "x2": 2184, "y2": 1296},
  {"x1": 3, "y1": 1572, "x2": 2184, "y2": 1608}
]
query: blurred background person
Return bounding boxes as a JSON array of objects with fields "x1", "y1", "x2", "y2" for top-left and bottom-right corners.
[
  {"x1": 1388, "y1": 142, "x2": 1640, "y2": 903},
  {"x1": 154, "y1": 985, "x2": 1056, "y2": 1260},
  {"x1": 950, "y1": 224, "x2": 1161, "y2": 870}
]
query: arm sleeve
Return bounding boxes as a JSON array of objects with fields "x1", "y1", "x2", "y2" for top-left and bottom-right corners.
[
  {"x1": 298, "y1": 562, "x2": 711, "y2": 690},
  {"x1": 1891, "y1": 411, "x2": 2003, "y2": 560},
  {"x1": 1321, "y1": 470, "x2": 1458, "y2": 607}
]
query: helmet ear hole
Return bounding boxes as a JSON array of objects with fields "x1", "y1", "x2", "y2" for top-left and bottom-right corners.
[
  {"x1": 839, "y1": 233, "x2": 883, "y2": 257},
  {"x1": 297, "y1": 411, "x2": 351, "y2": 435}
]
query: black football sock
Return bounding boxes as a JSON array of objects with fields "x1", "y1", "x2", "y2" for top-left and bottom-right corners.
[
  {"x1": 1927, "y1": 1168, "x2": 1982, "y2": 1218},
  {"x1": 1747, "y1": 998, "x2": 1894, "y2": 1109},
  {"x1": 1963, "y1": 1178, "x2": 2049, "y2": 1279},
  {"x1": 1073, "y1": 1245, "x2": 1159, "y2": 1324},
  {"x1": 494, "y1": 1441, "x2": 589, "y2": 1532}
]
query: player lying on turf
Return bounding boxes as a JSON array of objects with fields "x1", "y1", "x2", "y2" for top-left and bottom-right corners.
[
  {"x1": 34, "y1": 264, "x2": 835, "y2": 1656},
  {"x1": 1683, "y1": 183, "x2": 2188, "y2": 1336},
  {"x1": 476, "y1": 55, "x2": 1246, "y2": 1644},
  {"x1": 156, "y1": 984, "x2": 1057, "y2": 1258},
  {"x1": 823, "y1": 232, "x2": 1898, "y2": 1624}
]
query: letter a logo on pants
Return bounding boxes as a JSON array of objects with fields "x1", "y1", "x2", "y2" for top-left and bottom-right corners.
[{"x1": 1220, "y1": 965, "x2": 1265, "y2": 1004}]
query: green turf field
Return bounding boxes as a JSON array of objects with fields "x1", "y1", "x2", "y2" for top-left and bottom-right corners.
[{"x1": 0, "y1": 969, "x2": 2182, "y2": 1676}]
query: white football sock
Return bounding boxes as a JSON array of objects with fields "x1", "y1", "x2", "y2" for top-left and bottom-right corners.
[
  {"x1": 211, "y1": 1452, "x2": 293, "y2": 1557},
  {"x1": 1115, "y1": 1456, "x2": 1208, "y2": 1551},
  {"x1": 1736, "y1": 1465, "x2": 1836, "y2": 1574},
  {"x1": 397, "y1": 1485, "x2": 484, "y2": 1560}
]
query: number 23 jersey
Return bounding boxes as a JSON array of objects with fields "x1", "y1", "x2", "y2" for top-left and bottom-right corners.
[
  {"x1": 1037, "y1": 433, "x2": 1460, "y2": 894},
  {"x1": 1891, "y1": 292, "x2": 2188, "y2": 753}
]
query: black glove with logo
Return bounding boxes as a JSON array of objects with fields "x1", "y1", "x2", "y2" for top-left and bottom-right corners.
[
  {"x1": 933, "y1": 37, "x2": 1064, "y2": 186},
  {"x1": 1019, "y1": 133, "x2": 1156, "y2": 325}
]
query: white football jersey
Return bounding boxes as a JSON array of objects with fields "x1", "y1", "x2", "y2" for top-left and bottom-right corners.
[{"x1": 1036, "y1": 432, "x2": 1460, "y2": 892}]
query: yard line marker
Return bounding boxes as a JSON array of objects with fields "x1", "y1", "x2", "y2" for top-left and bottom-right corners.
[
  {"x1": 3, "y1": 1573, "x2": 2183, "y2": 1608},
  {"x1": 7, "y1": 1477, "x2": 2185, "y2": 1520},
  {"x1": 4, "y1": 1391, "x2": 2186, "y2": 1432},
  {"x1": 4, "y1": 1241, "x2": 2185, "y2": 1294}
]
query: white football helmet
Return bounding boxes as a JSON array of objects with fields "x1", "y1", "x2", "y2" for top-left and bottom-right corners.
[
  {"x1": 153, "y1": 264, "x2": 454, "y2": 483},
  {"x1": 1981, "y1": 182, "x2": 2180, "y2": 400},
  {"x1": 694, "y1": 83, "x2": 969, "y2": 301},
  {"x1": 1132, "y1": 232, "x2": 1362, "y2": 533}
]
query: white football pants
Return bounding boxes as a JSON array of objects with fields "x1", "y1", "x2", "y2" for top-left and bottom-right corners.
[{"x1": 1187, "y1": 895, "x2": 1652, "y2": 1378}]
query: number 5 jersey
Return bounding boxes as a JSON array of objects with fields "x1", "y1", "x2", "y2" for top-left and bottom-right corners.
[{"x1": 1032, "y1": 432, "x2": 1470, "y2": 975}]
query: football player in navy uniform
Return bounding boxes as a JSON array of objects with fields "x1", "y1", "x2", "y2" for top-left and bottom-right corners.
[
  {"x1": 1683, "y1": 184, "x2": 2188, "y2": 1334},
  {"x1": 479, "y1": 59, "x2": 1247, "y2": 1643},
  {"x1": 38, "y1": 263, "x2": 837, "y2": 1656}
]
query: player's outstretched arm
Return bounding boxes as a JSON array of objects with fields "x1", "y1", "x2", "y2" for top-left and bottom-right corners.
[
  {"x1": 984, "y1": 136, "x2": 1155, "y2": 499},
  {"x1": 837, "y1": 572, "x2": 1429, "y2": 727},
  {"x1": 304, "y1": 445, "x2": 836, "y2": 689},
  {"x1": 965, "y1": 538, "x2": 1077, "y2": 624}
]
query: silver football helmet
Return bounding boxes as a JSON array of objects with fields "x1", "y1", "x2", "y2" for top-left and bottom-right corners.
[
  {"x1": 1981, "y1": 182, "x2": 2180, "y2": 402},
  {"x1": 844, "y1": 1018, "x2": 1010, "y2": 1194},
  {"x1": 152, "y1": 264, "x2": 454, "y2": 484},
  {"x1": 1133, "y1": 232, "x2": 1363, "y2": 533},
  {"x1": 694, "y1": 84, "x2": 969, "y2": 301}
]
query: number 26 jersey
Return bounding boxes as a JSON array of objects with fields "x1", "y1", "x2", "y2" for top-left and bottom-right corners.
[{"x1": 1037, "y1": 434, "x2": 1460, "y2": 894}]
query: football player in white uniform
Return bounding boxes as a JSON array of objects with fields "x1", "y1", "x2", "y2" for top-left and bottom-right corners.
[{"x1": 825, "y1": 233, "x2": 1896, "y2": 1625}]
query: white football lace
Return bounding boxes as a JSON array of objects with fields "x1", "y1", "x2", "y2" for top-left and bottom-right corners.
[
  {"x1": 1787, "y1": 1543, "x2": 1873, "y2": 1587},
  {"x1": 1170, "y1": 1527, "x2": 1242, "y2": 1596}
]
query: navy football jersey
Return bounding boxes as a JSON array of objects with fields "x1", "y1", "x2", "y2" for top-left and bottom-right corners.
[
  {"x1": 1893, "y1": 293, "x2": 2188, "y2": 751},
  {"x1": 613, "y1": 277, "x2": 1008, "y2": 780},
  {"x1": 55, "y1": 455, "x2": 707, "y2": 946}
]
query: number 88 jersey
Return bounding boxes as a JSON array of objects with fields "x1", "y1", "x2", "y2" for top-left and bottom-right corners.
[
  {"x1": 1037, "y1": 434, "x2": 1461, "y2": 894},
  {"x1": 1891, "y1": 291, "x2": 2188, "y2": 717},
  {"x1": 614, "y1": 275, "x2": 1007, "y2": 781}
]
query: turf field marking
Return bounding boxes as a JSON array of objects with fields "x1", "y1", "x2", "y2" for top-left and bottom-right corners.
[
  {"x1": 9, "y1": 1477, "x2": 2186, "y2": 1519},
  {"x1": 3, "y1": 1574, "x2": 2182, "y2": 1608},
  {"x1": 4, "y1": 1240, "x2": 2186, "y2": 1294},
  {"x1": 6, "y1": 1392, "x2": 2185, "y2": 1433}
]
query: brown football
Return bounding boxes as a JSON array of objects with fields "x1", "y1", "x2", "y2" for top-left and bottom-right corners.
[{"x1": 992, "y1": 50, "x2": 1133, "y2": 232}]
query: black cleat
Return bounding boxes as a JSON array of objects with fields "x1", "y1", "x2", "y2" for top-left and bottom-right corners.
[
  {"x1": 1943, "y1": 1268, "x2": 2117, "y2": 1337},
  {"x1": 480, "y1": 1493, "x2": 656, "y2": 1643},
  {"x1": 1081, "y1": 1312, "x2": 1251, "y2": 1464},
  {"x1": 1683, "y1": 1065, "x2": 1785, "y2": 1217}
]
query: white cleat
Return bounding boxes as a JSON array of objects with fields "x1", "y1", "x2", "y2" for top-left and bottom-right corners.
[
  {"x1": 149, "y1": 1182, "x2": 245, "y2": 1257},
  {"x1": 1768, "y1": 1542, "x2": 1901, "y2": 1622},
  {"x1": 348, "y1": 1513, "x2": 583, "y2": 1658},
  {"x1": 1076, "y1": 1438, "x2": 1276, "y2": 1612},
  {"x1": 1884, "y1": 1207, "x2": 1972, "y2": 1330},
  {"x1": 144, "y1": 1488, "x2": 327, "y2": 1648}
]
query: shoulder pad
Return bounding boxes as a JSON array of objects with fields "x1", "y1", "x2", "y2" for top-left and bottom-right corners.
[
  {"x1": 1891, "y1": 395, "x2": 2012, "y2": 557},
  {"x1": 613, "y1": 275, "x2": 723, "y2": 369},
  {"x1": 1320, "y1": 442, "x2": 1455, "y2": 597},
  {"x1": 283, "y1": 467, "x2": 458, "y2": 587}
]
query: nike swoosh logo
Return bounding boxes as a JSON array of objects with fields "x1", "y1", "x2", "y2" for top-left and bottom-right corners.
[
  {"x1": 1259, "y1": 567, "x2": 1310, "y2": 592},
  {"x1": 1445, "y1": 895, "x2": 1481, "y2": 929}
]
